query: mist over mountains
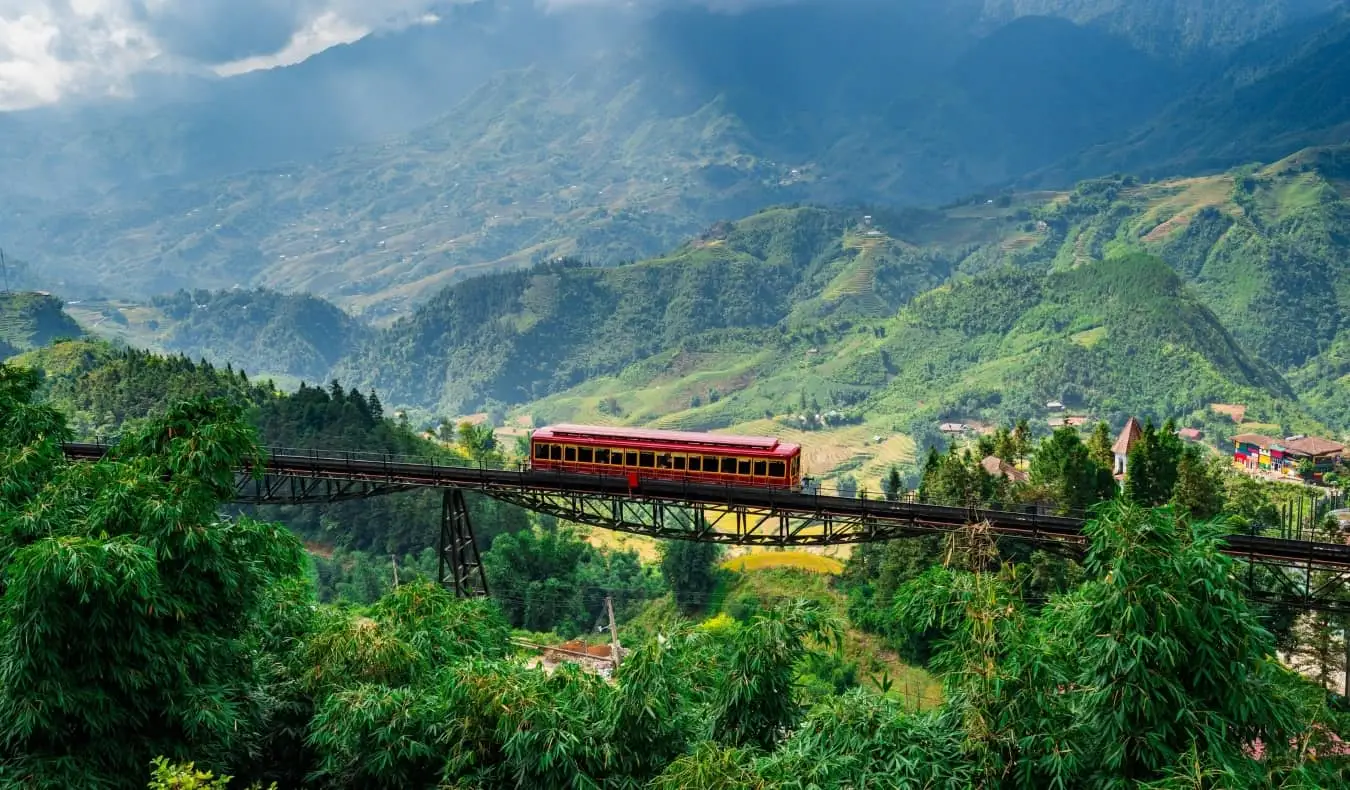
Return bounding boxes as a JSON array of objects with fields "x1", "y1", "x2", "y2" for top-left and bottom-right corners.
[{"x1": 3, "y1": 0, "x2": 1350, "y2": 313}]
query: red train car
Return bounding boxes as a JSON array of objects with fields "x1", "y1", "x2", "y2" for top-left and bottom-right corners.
[{"x1": 530, "y1": 424, "x2": 802, "y2": 490}]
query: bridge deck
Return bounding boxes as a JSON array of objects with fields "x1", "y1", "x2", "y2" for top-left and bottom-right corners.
[{"x1": 57, "y1": 442, "x2": 1350, "y2": 570}]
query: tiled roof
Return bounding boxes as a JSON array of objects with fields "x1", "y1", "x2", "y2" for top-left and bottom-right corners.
[
  {"x1": 1282, "y1": 436, "x2": 1345, "y2": 457},
  {"x1": 1112, "y1": 417, "x2": 1142, "y2": 455},
  {"x1": 981, "y1": 455, "x2": 1029, "y2": 484},
  {"x1": 1233, "y1": 433, "x2": 1280, "y2": 448}
]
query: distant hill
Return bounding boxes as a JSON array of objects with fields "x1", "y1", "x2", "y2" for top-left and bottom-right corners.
[
  {"x1": 0, "y1": 292, "x2": 84, "y2": 354},
  {"x1": 332, "y1": 204, "x2": 1015, "y2": 414},
  {"x1": 6, "y1": 2, "x2": 1349, "y2": 314},
  {"x1": 25, "y1": 148, "x2": 1349, "y2": 490},
  {"x1": 147, "y1": 289, "x2": 371, "y2": 382},
  {"x1": 2, "y1": 1, "x2": 1192, "y2": 313},
  {"x1": 1038, "y1": 7, "x2": 1350, "y2": 185},
  {"x1": 979, "y1": 0, "x2": 1342, "y2": 54}
]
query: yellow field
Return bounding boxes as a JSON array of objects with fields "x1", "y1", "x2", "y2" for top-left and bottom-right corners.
[
  {"x1": 722, "y1": 551, "x2": 844, "y2": 574},
  {"x1": 579, "y1": 527, "x2": 662, "y2": 563}
]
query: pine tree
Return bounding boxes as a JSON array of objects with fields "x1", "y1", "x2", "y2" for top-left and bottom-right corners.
[
  {"x1": 1012, "y1": 419, "x2": 1032, "y2": 462},
  {"x1": 1171, "y1": 445, "x2": 1223, "y2": 520},
  {"x1": 993, "y1": 426, "x2": 1018, "y2": 464},
  {"x1": 1127, "y1": 419, "x2": 1184, "y2": 507},
  {"x1": 883, "y1": 466, "x2": 905, "y2": 502},
  {"x1": 1029, "y1": 427, "x2": 1116, "y2": 514},
  {"x1": 1086, "y1": 420, "x2": 1113, "y2": 470}
]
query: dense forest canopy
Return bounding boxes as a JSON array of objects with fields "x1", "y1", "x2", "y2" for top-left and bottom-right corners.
[{"x1": 1, "y1": 364, "x2": 1348, "y2": 788}]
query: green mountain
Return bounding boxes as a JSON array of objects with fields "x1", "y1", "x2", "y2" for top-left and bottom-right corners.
[
  {"x1": 979, "y1": 0, "x2": 1342, "y2": 54},
  {"x1": 1, "y1": 2, "x2": 1191, "y2": 315},
  {"x1": 0, "y1": 292, "x2": 84, "y2": 355},
  {"x1": 1038, "y1": 7, "x2": 1350, "y2": 184},
  {"x1": 146, "y1": 288, "x2": 371, "y2": 382},
  {"x1": 332, "y1": 204, "x2": 1006, "y2": 413},
  {"x1": 326, "y1": 195, "x2": 1317, "y2": 491}
]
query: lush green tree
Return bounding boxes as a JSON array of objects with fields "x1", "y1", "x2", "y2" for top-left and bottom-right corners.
[
  {"x1": 1049, "y1": 501, "x2": 1321, "y2": 786},
  {"x1": 661, "y1": 536, "x2": 725, "y2": 614},
  {"x1": 882, "y1": 465, "x2": 906, "y2": 502},
  {"x1": 709, "y1": 600, "x2": 842, "y2": 751},
  {"x1": 1170, "y1": 445, "x2": 1224, "y2": 520},
  {"x1": 920, "y1": 446, "x2": 1010, "y2": 509},
  {"x1": 457, "y1": 421, "x2": 498, "y2": 461},
  {"x1": 0, "y1": 377, "x2": 307, "y2": 789},
  {"x1": 1126, "y1": 418, "x2": 1184, "y2": 507},
  {"x1": 483, "y1": 522, "x2": 660, "y2": 635},
  {"x1": 1087, "y1": 420, "x2": 1114, "y2": 470},
  {"x1": 992, "y1": 426, "x2": 1018, "y2": 464},
  {"x1": 1029, "y1": 426, "x2": 1116, "y2": 514}
]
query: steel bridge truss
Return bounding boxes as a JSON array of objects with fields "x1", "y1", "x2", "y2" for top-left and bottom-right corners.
[
  {"x1": 488, "y1": 488, "x2": 1084, "y2": 548},
  {"x1": 234, "y1": 473, "x2": 415, "y2": 504},
  {"x1": 62, "y1": 443, "x2": 1350, "y2": 611}
]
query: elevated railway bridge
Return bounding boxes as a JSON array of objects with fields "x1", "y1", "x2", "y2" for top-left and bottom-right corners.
[{"x1": 61, "y1": 442, "x2": 1350, "y2": 612}]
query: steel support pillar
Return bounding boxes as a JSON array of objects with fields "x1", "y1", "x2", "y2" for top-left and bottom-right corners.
[{"x1": 438, "y1": 488, "x2": 488, "y2": 598}]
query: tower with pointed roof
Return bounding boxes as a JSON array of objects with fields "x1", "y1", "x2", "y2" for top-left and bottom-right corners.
[{"x1": 1112, "y1": 417, "x2": 1142, "y2": 477}]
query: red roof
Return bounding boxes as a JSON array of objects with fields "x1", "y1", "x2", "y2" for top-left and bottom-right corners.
[
  {"x1": 533, "y1": 424, "x2": 798, "y2": 453},
  {"x1": 1112, "y1": 417, "x2": 1142, "y2": 455}
]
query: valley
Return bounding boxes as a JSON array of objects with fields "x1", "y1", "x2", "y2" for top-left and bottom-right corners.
[
  {"x1": 27, "y1": 145, "x2": 1349, "y2": 496},
  {"x1": 6, "y1": 3, "x2": 1350, "y2": 786}
]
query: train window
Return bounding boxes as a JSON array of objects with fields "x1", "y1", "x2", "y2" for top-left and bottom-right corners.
[
  {"x1": 626, "y1": 451, "x2": 638, "y2": 466},
  {"x1": 657, "y1": 454, "x2": 673, "y2": 469},
  {"x1": 674, "y1": 455, "x2": 686, "y2": 471},
  {"x1": 595, "y1": 449, "x2": 610, "y2": 464},
  {"x1": 612, "y1": 450, "x2": 625, "y2": 465},
  {"x1": 578, "y1": 447, "x2": 594, "y2": 463},
  {"x1": 534, "y1": 443, "x2": 548, "y2": 459},
  {"x1": 737, "y1": 459, "x2": 751, "y2": 475},
  {"x1": 639, "y1": 452, "x2": 655, "y2": 468},
  {"x1": 753, "y1": 460, "x2": 767, "y2": 476},
  {"x1": 550, "y1": 445, "x2": 562, "y2": 461},
  {"x1": 769, "y1": 461, "x2": 786, "y2": 478},
  {"x1": 720, "y1": 457, "x2": 736, "y2": 474},
  {"x1": 688, "y1": 457, "x2": 701, "y2": 472},
  {"x1": 565, "y1": 446, "x2": 577, "y2": 462},
  {"x1": 707, "y1": 456, "x2": 721, "y2": 473}
]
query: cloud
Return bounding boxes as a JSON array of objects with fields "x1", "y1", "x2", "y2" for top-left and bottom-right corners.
[{"x1": 0, "y1": 0, "x2": 454, "y2": 110}]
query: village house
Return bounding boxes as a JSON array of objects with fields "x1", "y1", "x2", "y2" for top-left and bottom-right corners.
[
  {"x1": 1112, "y1": 417, "x2": 1142, "y2": 479},
  {"x1": 1232, "y1": 434, "x2": 1345, "y2": 481},
  {"x1": 981, "y1": 455, "x2": 1029, "y2": 484}
]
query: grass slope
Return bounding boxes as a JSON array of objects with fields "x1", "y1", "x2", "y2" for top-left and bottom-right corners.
[{"x1": 0, "y1": 292, "x2": 84, "y2": 354}]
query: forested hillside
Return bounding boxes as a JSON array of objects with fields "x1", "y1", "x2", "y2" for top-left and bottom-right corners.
[
  {"x1": 13, "y1": 1, "x2": 1350, "y2": 312},
  {"x1": 3, "y1": 369, "x2": 1348, "y2": 788},
  {"x1": 20, "y1": 145, "x2": 1350, "y2": 494},
  {"x1": 147, "y1": 289, "x2": 370, "y2": 381},
  {"x1": 0, "y1": 292, "x2": 84, "y2": 353},
  {"x1": 14, "y1": 339, "x2": 529, "y2": 567}
]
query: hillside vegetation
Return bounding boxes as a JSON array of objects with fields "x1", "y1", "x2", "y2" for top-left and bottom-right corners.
[
  {"x1": 0, "y1": 292, "x2": 84, "y2": 355},
  {"x1": 4, "y1": 370, "x2": 1347, "y2": 787},
  {"x1": 33, "y1": 147, "x2": 1350, "y2": 490},
  {"x1": 11, "y1": 2, "x2": 1350, "y2": 316}
]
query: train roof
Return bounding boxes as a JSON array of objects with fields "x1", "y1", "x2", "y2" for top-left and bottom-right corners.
[{"x1": 533, "y1": 423, "x2": 799, "y2": 453}]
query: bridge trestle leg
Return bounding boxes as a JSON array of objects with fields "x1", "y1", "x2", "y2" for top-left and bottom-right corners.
[{"x1": 438, "y1": 488, "x2": 489, "y2": 598}]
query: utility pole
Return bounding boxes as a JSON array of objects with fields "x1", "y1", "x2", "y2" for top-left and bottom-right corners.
[
  {"x1": 0, "y1": 247, "x2": 9, "y2": 293},
  {"x1": 605, "y1": 595, "x2": 621, "y2": 669}
]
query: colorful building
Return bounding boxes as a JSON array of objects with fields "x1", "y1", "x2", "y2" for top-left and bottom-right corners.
[{"x1": 1232, "y1": 434, "x2": 1345, "y2": 480}]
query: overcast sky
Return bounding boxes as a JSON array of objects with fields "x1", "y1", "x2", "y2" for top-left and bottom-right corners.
[{"x1": 0, "y1": 0, "x2": 459, "y2": 110}]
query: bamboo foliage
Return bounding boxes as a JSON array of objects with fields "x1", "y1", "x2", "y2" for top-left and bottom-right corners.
[{"x1": 0, "y1": 363, "x2": 1348, "y2": 788}]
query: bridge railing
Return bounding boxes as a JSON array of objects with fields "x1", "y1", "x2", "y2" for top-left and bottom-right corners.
[{"x1": 66, "y1": 440, "x2": 1345, "y2": 546}]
